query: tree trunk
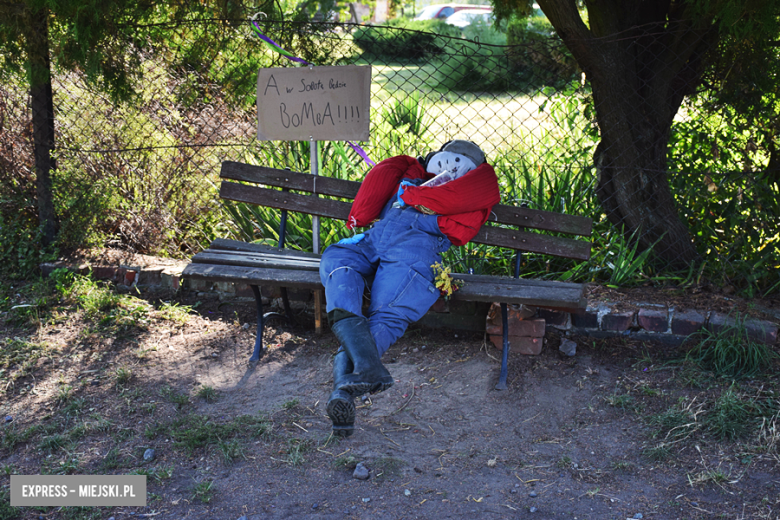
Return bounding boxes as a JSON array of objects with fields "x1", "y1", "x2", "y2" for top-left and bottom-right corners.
[
  {"x1": 26, "y1": 7, "x2": 57, "y2": 247},
  {"x1": 538, "y1": 0, "x2": 714, "y2": 265}
]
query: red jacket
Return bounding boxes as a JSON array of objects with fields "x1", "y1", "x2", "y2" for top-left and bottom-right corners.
[{"x1": 347, "y1": 155, "x2": 501, "y2": 246}]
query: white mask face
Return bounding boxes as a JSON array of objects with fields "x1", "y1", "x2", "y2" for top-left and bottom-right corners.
[{"x1": 425, "y1": 151, "x2": 476, "y2": 178}]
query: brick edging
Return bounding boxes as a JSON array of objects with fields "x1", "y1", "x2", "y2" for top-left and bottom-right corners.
[
  {"x1": 540, "y1": 303, "x2": 778, "y2": 346},
  {"x1": 40, "y1": 262, "x2": 779, "y2": 346}
]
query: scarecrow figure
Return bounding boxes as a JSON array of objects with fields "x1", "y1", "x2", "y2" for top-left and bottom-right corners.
[{"x1": 319, "y1": 140, "x2": 500, "y2": 437}]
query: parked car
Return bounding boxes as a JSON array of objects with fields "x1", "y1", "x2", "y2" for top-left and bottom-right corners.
[
  {"x1": 414, "y1": 3, "x2": 491, "y2": 20},
  {"x1": 444, "y1": 8, "x2": 494, "y2": 27}
]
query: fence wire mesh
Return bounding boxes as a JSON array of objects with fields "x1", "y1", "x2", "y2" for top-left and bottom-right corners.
[{"x1": 1, "y1": 19, "x2": 777, "y2": 295}]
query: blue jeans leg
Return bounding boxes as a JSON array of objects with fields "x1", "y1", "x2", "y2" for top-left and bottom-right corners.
[
  {"x1": 368, "y1": 259, "x2": 440, "y2": 357},
  {"x1": 319, "y1": 241, "x2": 377, "y2": 318}
]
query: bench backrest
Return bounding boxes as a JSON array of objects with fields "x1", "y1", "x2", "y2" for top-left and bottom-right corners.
[{"x1": 219, "y1": 161, "x2": 592, "y2": 261}]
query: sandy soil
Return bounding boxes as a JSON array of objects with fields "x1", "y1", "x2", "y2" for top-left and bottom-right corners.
[{"x1": 1, "y1": 287, "x2": 779, "y2": 520}]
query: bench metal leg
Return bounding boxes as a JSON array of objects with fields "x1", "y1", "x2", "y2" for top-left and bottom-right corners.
[
  {"x1": 495, "y1": 302, "x2": 510, "y2": 390},
  {"x1": 249, "y1": 285, "x2": 265, "y2": 363}
]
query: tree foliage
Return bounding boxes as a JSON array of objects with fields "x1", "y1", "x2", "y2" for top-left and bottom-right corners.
[{"x1": 490, "y1": 0, "x2": 780, "y2": 266}]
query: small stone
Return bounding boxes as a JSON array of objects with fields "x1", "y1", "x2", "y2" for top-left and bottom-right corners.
[
  {"x1": 691, "y1": 502, "x2": 699, "y2": 507},
  {"x1": 510, "y1": 489, "x2": 517, "y2": 494},
  {"x1": 559, "y1": 338, "x2": 577, "y2": 357},
  {"x1": 4, "y1": 415, "x2": 12, "y2": 423},
  {"x1": 530, "y1": 491, "x2": 538, "y2": 497},
  {"x1": 413, "y1": 348, "x2": 419, "y2": 353},
  {"x1": 633, "y1": 514, "x2": 643, "y2": 519},
  {"x1": 362, "y1": 497, "x2": 371, "y2": 503},
  {"x1": 311, "y1": 503, "x2": 318, "y2": 510},
  {"x1": 242, "y1": 323, "x2": 250, "y2": 330},
  {"x1": 530, "y1": 506, "x2": 538, "y2": 513},
  {"x1": 353, "y1": 462, "x2": 370, "y2": 480},
  {"x1": 404, "y1": 489, "x2": 411, "y2": 496},
  {"x1": 107, "y1": 518, "x2": 115, "y2": 520},
  {"x1": 237, "y1": 517, "x2": 247, "y2": 520},
  {"x1": 143, "y1": 448, "x2": 155, "y2": 461}
]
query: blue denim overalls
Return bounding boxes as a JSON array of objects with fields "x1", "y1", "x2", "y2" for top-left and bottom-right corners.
[{"x1": 319, "y1": 179, "x2": 452, "y2": 357}]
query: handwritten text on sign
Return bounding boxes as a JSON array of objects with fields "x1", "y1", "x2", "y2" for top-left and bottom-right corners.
[{"x1": 257, "y1": 65, "x2": 371, "y2": 141}]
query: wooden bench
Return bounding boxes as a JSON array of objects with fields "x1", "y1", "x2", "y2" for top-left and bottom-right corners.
[{"x1": 182, "y1": 160, "x2": 593, "y2": 389}]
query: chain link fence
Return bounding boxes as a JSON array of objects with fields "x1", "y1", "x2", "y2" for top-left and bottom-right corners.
[{"x1": 1, "y1": 19, "x2": 777, "y2": 295}]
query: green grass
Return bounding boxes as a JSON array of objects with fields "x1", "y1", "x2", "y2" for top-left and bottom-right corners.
[
  {"x1": 144, "y1": 413, "x2": 271, "y2": 454},
  {"x1": 642, "y1": 444, "x2": 672, "y2": 462},
  {"x1": 191, "y1": 480, "x2": 215, "y2": 504},
  {"x1": 115, "y1": 366, "x2": 133, "y2": 386},
  {"x1": 196, "y1": 385, "x2": 218, "y2": 403},
  {"x1": 282, "y1": 438, "x2": 312, "y2": 467},
  {"x1": 685, "y1": 317, "x2": 778, "y2": 379},
  {"x1": 0, "y1": 338, "x2": 50, "y2": 392},
  {"x1": 160, "y1": 385, "x2": 190, "y2": 407},
  {"x1": 704, "y1": 386, "x2": 762, "y2": 441},
  {"x1": 131, "y1": 465, "x2": 174, "y2": 482},
  {"x1": 156, "y1": 301, "x2": 193, "y2": 324},
  {"x1": 218, "y1": 439, "x2": 245, "y2": 464}
]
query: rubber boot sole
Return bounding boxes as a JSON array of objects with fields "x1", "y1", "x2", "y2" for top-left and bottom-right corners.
[
  {"x1": 326, "y1": 389, "x2": 355, "y2": 438},
  {"x1": 336, "y1": 374, "x2": 394, "y2": 396}
]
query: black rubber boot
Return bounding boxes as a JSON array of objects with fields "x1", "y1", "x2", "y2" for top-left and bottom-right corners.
[
  {"x1": 331, "y1": 313, "x2": 394, "y2": 395},
  {"x1": 326, "y1": 350, "x2": 356, "y2": 438}
]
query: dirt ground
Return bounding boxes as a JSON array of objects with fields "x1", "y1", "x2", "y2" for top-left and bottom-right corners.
[{"x1": 1, "y1": 283, "x2": 780, "y2": 520}]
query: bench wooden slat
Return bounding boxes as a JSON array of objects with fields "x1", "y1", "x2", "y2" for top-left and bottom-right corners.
[
  {"x1": 221, "y1": 181, "x2": 352, "y2": 220},
  {"x1": 208, "y1": 238, "x2": 322, "y2": 258},
  {"x1": 222, "y1": 181, "x2": 590, "y2": 260},
  {"x1": 182, "y1": 263, "x2": 323, "y2": 290},
  {"x1": 182, "y1": 260, "x2": 586, "y2": 309},
  {"x1": 221, "y1": 161, "x2": 361, "y2": 199},
  {"x1": 490, "y1": 205, "x2": 592, "y2": 237},
  {"x1": 221, "y1": 161, "x2": 593, "y2": 237},
  {"x1": 476, "y1": 226, "x2": 591, "y2": 260},
  {"x1": 192, "y1": 250, "x2": 321, "y2": 271},
  {"x1": 451, "y1": 273, "x2": 586, "y2": 309}
]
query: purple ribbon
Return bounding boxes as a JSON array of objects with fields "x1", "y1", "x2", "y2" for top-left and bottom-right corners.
[
  {"x1": 348, "y1": 141, "x2": 376, "y2": 167},
  {"x1": 251, "y1": 22, "x2": 312, "y2": 65}
]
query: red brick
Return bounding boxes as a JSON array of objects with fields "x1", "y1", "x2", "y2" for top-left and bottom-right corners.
[
  {"x1": 707, "y1": 313, "x2": 778, "y2": 345},
  {"x1": 235, "y1": 284, "x2": 256, "y2": 299},
  {"x1": 602, "y1": 311, "x2": 635, "y2": 332},
  {"x1": 671, "y1": 309, "x2": 706, "y2": 336},
  {"x1": 538, "y1": 308, "x2": 571, "y2": 330},
  {"x1": 486, "y1": 317, "x2": 546, "y2": 337},
  {"x1": 571, "y1": 308, "x2": 599, "y2": 329},
  {"x1": 489, "y1": 335, "x2": 543, "y2": 355},
  {"x1": 429, "y1": 298, "x2": 448, "y2": 313},
  {"x1": 90, "y1": 266, "x2": 117, "y2": 280},
  {"x1": 124, "y1": 270, "x2": 137, "y2": 285},
  {"x1": 637, "y1": 307, "x2": 668, "y2": 333},
  {"x1": 744, "y1": 319, "x2": 778, "y2": 345},
  {"x1": 707, "y1": 312, "x2": 737, "y2": 334}
]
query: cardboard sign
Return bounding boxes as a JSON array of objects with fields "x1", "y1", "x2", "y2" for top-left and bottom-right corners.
[{"x1": 257, "y1": 65, "x2": 371, "y2": 141}]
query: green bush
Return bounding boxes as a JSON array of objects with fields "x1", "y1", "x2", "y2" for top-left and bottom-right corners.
[
  {"x1": 430, "y1": 19, "x2": 512, "y2": 92},
  {"x1": 353, "y1": 19, "x2": 461, "y2": 60},
  {"x1": 505, "y1": 15, "x2": 580, "y2": 88}
]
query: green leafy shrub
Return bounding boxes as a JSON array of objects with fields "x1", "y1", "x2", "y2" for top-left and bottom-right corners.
[
  {"x1": 669, "y1": 93, "x2": 779, "y2": 297},
  {"x1": 431, "y1": 22, "x2": 512, "y2": 92},
  {"x1": 381, "y1": 91, "x2": 431, "y2": 137},
  {"x1": 505, "y1": 15, "x2": 580, "y2": 88},
  {"x1": 353, "y1": 19, "x2": 461, "y2": 60}
]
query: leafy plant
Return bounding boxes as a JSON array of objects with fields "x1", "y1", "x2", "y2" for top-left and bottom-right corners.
[
  {"x1": 603, "y1": 227, "x2": 664, "y2": 287},
  {"x1": 685, "y1": 316, "x2": 778, "y2": 378},
  {"x1": 191, "y1": 480, "x2": 215, "y2": 504},
  {"x1": 382, "y1": 91, "x2": 431, "y2": 137}
]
